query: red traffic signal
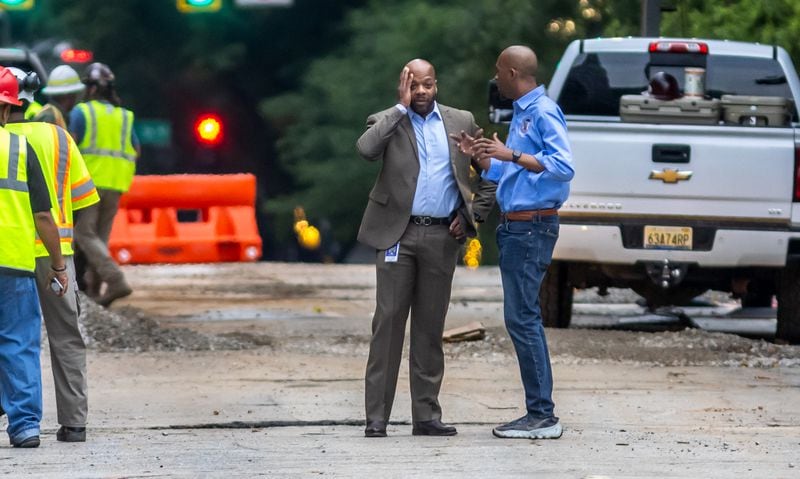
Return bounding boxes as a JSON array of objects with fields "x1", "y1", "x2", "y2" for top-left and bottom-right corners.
[{"x1": 194, "y1": 113, "x2": 224, "y2": 146}]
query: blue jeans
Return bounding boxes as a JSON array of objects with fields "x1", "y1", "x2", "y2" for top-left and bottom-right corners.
[
  {"x1": 0, "y1": 274, "x2": 43, "y2": 444},
  {"x1": 497, "y1": 216, "x2": 559, "y2": 419}
]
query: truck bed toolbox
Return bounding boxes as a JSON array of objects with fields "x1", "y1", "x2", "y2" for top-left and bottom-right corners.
[
  {"x1": 620, "y1": 95, "x2": 721, "y2": 125},
  {"x1": 720, "y1": 95, "x2": 792, "y2": 127}
]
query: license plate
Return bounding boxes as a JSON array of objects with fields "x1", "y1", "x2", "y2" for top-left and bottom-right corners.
[{"x1": 643, "y1": 226, "x2": 693, "y2": 250}]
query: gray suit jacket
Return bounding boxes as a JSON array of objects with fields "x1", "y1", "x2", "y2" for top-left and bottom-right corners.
[{"x1": 356, "y1": 104, "x2": 497, "y2": 250}]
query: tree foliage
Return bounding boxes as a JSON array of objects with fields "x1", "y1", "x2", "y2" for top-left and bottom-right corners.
[
  {"x1": 659, "y1": 0, "x2": 800, "y2": 61},
  {"x1": 11, "y1": 0, "x2": 800, "y2": 259},
  {"x1": 264, "y1": 0, "x2": 800, "y2": 257},
  {"x1": 262, "y1": 0, "x2": 606, "y2": 249}
]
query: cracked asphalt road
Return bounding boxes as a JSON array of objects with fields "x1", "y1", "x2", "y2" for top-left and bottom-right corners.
[{"x1": 2, "y1": 263, "x2": 798, "y2": 478}]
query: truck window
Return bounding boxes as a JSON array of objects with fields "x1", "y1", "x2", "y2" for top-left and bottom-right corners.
[{"x1": 558, "y1": 52, "x2": 796, "y2": 119}]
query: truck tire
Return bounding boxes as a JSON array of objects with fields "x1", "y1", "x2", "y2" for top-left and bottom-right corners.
[
  {"x1": 540, "y1": 261, "x2": 573, "y2": 328},
  {"x1": 741, "y1": 280, "x2": 775, "y2": 308},
  {"x1": 776, "y1": 262, "x2": 800, "y2": 344},
  {"x1": 741, "y1": 292, "x2": 773, "y2": 308},
  {"x1": 632, "y1": 282, "x2": 707, "y2": 309}
]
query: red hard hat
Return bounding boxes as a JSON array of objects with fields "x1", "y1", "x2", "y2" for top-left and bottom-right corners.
[
  {"x1": 0, "y1": 67, "x2": 22, "y2": 106},
  {"x1": 647, "y1": 72, "x2": 681, "y2": 101}
]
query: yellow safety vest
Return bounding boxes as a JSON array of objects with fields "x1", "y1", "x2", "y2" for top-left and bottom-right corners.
[
  {"x1": 75, "y1": 100, "x2": 137, "y2": 193},
  {"x1": 0, "y1": 128, "x2": 36, "y2": 273},
  {"x1": 24, "y1": 100, "x2": 43, "y2": 120},
  {"x1": 33, "y1": 103, "x2": 67, "y2": 130},
  {"x1": 6, "y1": 122, "x2": 100, "y2": 257}
]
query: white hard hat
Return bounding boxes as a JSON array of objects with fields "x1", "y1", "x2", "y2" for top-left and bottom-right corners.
[
  {"x1": 6, "y1": 67, "x2": 36, "y2": 103},
  {"x1": 42, "y1": 65, "x2": 85, "y2": 96}
]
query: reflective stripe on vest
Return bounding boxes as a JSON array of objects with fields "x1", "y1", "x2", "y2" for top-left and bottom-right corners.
[
  {"x1": 71, "y1": 176, "x2": 96, "y2": 200},
  {"x1": 0, "y1": 129, "x2": 35, "y2": 272},
  {"x1": 0, "y1": 133, "x2": 28, "y2": 192},
  {"x1": 77, "y1": 101, "x2": 137, "y2": 192}
]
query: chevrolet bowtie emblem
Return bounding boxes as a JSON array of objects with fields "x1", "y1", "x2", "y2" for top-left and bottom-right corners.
[{"x1": 649, "y1": 168, "x2": 692, "y2": 183}]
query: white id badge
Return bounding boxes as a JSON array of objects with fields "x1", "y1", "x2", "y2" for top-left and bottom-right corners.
[{"x1": 384, "y1": 243, "x2": 400, "y2": 263}]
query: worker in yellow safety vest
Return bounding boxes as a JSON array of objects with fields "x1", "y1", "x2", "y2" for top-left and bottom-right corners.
[
  {"x1": 70, "y1": 62, "x2": 139, "y2": 307},
  {"x1": 0, "y1": 65, "x2": 67, "y2": 449},
  {"x1": 34, "y1": 65, "x2": 85, "y2": 130},
  {"x1": 24, "y1": 99, "x2": 42, "y2": 120},
  {"x1": 6, "y1": 67, "x2": 99, "y2": 443}
]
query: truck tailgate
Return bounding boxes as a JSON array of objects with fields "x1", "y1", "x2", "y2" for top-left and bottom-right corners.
[{"x1": 563, "y1": 121, "x2": 796, "y2": 223}]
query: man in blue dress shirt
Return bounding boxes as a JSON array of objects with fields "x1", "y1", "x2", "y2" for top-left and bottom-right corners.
[{"x1": 472, "y1": 45, "x2": 575, "y2": 440}]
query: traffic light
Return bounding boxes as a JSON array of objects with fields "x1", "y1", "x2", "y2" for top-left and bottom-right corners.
[
  {"x1": 194, "y1": 113, "x2": 223, "y2": 147},
  {"x1": 176, "y1": 0, "x2": 221, "y2": 13},
  {"x1": 0, "y1": 0, "x2": 34, "y2": 11}
]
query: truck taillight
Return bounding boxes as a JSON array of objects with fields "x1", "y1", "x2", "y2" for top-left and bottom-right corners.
[
  {"x1": 794, "y1": 146, "x2": 800, "y2": 202},
  {"x1": 648, "y1": 41, "x2": 709, "y2": 54}
]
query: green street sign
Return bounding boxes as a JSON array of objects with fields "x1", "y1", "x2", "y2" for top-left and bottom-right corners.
[{"x1": 135, "y1": 119, "x2": 172, "y2": 147}]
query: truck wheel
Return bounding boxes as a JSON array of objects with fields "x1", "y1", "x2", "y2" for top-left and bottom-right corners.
[
  {"x1": 540, "y1": 261, "x2": 573, "y2": 328},
  {"x1": 632, "y1": 282, "x2": 707, "y2": 308},
  {"x1": 741, "y1": 280, "x2": 775, "y2": 308},
  {"x1": 776, "y1": 262, "x2": 800, "y2": 344},
  {"x1": 741, "y1": 292, "x2": 773, "y2": 308}
]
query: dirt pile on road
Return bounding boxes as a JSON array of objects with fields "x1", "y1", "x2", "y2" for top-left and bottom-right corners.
[
  {"x1": 78, "y1": 293, "x2": 249, "y2": 352},
  {"x1": 76, "y1": 292, "x2": 800, "y2": 368},
  {"x1": 446, "y1": 327, "x2": 800, "y2": 367}
]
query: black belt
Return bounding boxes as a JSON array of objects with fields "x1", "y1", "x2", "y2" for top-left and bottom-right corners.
[{"x1": 410, "y1": 215, "x2": 450, "y2": 226}]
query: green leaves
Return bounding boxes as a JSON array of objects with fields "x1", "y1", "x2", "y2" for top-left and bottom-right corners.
[{"x1": 261, "y1": 0, "x2": 588, "y2": 250}]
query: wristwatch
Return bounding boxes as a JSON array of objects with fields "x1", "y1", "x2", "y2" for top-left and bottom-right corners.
[{"x1": 511, "y1": 150, "x2": 522, "y2": 163}]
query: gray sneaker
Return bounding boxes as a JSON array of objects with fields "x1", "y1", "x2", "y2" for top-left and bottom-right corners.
[{"x1": 492, "y1": 415, "x2": 563, "y2": 439}]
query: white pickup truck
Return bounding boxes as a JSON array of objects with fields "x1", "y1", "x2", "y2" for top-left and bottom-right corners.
[{"x1": 490, "y1": 37, "x2": 800, "y2": 343}]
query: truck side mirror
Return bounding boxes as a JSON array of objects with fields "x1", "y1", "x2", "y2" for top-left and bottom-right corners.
[{"x1": 488, "y1": 79, "x2": 513, "y2": 124}]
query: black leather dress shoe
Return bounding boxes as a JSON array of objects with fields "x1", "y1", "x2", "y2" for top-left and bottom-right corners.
[
  {"x1": 364, "y1": 420, "x2": 387, "y2": 438},
  {"x1": 412, "y1": 419, "x2": 457, "y2": 436},
  {"x1": 57, "y1": 426, "x2": 86, "y2": 442}
]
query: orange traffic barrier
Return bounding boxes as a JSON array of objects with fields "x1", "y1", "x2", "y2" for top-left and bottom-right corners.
[{"x1": 108, "y1": 174, "x2": 262, "y2": 264}]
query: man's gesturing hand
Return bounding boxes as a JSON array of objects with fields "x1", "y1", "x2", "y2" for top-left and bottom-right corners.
[
  {"x1": 475, "y1": 132, "x2": 512, "y2": 162},
  {"x1": 449, "y1": 128, "x2": 484, "y2": 157}
]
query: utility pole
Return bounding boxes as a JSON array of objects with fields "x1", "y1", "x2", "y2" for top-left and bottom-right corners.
[
  {"x1": 0, "y1": 11, "x2": 9, "y2": 46},
  {"x1": 641, "y1": 0, "x2": 661, "y2": 37}
]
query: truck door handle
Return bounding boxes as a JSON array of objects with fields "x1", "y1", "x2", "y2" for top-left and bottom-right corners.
[{"x1": 652, "y1": 144, "x2": 690, "y2": 163}]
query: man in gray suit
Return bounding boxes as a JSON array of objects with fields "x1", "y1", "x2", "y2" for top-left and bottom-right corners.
[{"x1": 357, "y1": 59, "x2": 496, "y2": 438}]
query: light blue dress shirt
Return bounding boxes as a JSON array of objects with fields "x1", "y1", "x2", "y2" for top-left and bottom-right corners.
[
  {"x1": 400, "y1": 102, "x2": 459, "y2": 218},
  {"x1": 483, "y1": 85, "x2": 574, "y2": 212}
]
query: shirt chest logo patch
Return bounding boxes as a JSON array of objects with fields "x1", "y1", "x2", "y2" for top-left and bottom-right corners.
[{"x1": 519, "y1": 119, "x2": 531, "y2": 134}]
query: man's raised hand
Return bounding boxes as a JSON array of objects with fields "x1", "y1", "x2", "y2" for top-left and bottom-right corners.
[{"x1": 397, "y1": 67, "x2": 413, "y2": 108}]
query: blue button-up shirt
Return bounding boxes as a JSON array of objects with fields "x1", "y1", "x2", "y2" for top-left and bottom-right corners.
[
  {"x1": 406, "y1": 102, "x2": 459, "y2": 217},
  {"x1": 483, "y1": 85, "x2": 574, "y2": 212}
]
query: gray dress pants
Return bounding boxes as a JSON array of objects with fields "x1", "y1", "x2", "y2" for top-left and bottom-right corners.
[
  {"x1": 34, "y1": 255, "x2": 88, "y2": 427},
  {"x1": 364, "y1": 222, "x2": 460, "y2": 423}
]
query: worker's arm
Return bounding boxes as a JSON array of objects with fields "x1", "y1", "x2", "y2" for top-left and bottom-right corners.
[{"x1": 27, "y1": 146, "x2": 67, "y2": 295}]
